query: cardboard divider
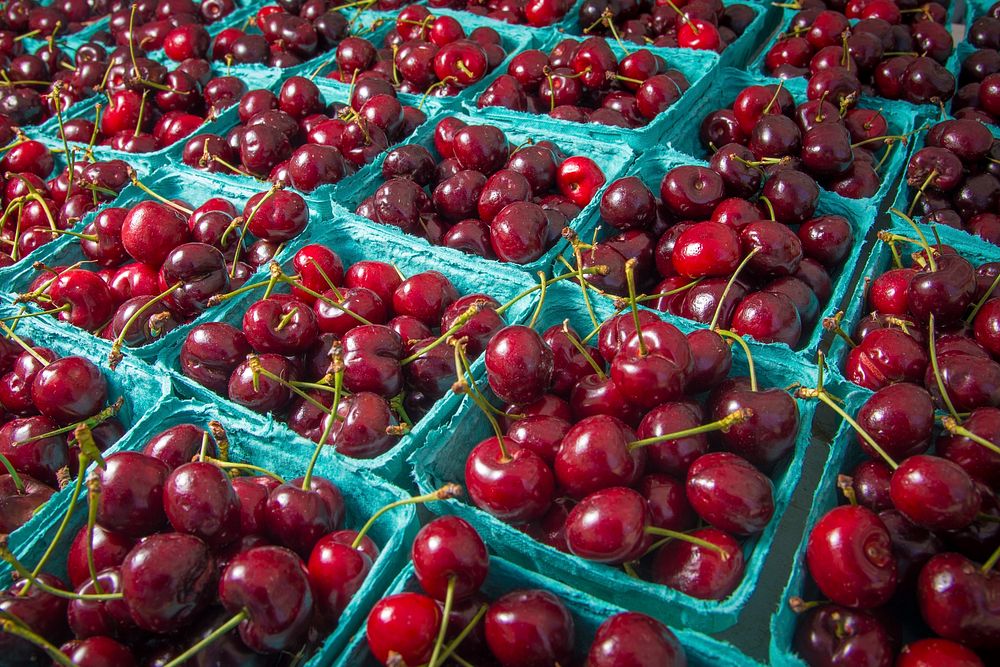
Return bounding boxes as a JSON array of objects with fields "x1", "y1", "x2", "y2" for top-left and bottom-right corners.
[{"x1": 408, "y1": 279, "x2": 819, "y2": 632}]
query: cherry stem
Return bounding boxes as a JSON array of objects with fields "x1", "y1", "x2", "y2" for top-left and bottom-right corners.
[
  {"x1": 941, "y1": 416, "x2": 1000, "y2": 457},
  {"x1": 230, "y1": 185, "x2": 280, "y2": 274},
  {"x1": 837, "y1": 474, "x2": 858, "y2": 505},
  {"x1": 308, "y1": 259, "x2": 342, "y2": 299},
  {"x1": 495, "y1": 269, "x2": 606, "y2": 317},
  {"x1": 204, "y1": 458, "x2": 285, "y2": 482},
  {"x1": 796, "y1": 386, "x2": 898, "y2": 469},
  {"x1": 0, "y1": 453, "x2": 24, "y2": 493},
  {"x1": 127, "y1": 169, "x2": 194, "y2": 215},
  {"x1": 302, "y1": 349, "x2": 344, "y2": 490},
  {"x1": 628, "y1": 408, "x2": 753, "y2": 451},
  {"x1": 715, "y1": 329, "x2": 757, "y2": 392},
  {"x1": 762, "y1": 80, "x2": 784, "y2": 115},
  {"x1": 562, "y1": 320, "x2": 605, "y2": 379},
  {"x1": 451, "y1": 338, "x2": 506, "y2": 455},
  {"x1": 966, "y1": 271, "x2": 1000, "y2": 326},
  {"x1": 623, "y1": 258, "x2": 648, "y2": 356},
  {"x1": 16, "y1": 398, "x2": 123, "y2": 444},
  {"x1": 758, "y1": 196, "x2": 776, "y2": 222},
  {"x1": 982, "y1": 544, "x2": 1000, "y2": 574},
  {"x1": 888, "y1": 208, "x2": 936, "y2": 272},
  {"x1": 822, "y1": 311, "x2": 856, "y2": 348},
  {"x1": 419, "y1": 602, "x2": 488, "y2": 667},
  {"x1": 633, "y1": 278, "x2": 702, "y2": 305},
  {"x1": 905, "y1": 167, "x2": 938, "y2": 217},
  {"x1": 84, "y1": 475, "x2": 103, "y2": 593},
  {"x1": 643, "y1": 526, "x2": 728, "y2": 558},
  {"x1": 108, "y1": 282, "x2": 182, "y2": 369},
  {"x1": 0, "y1": 304, "x2": 71, "y2": 322},
  {"x1": 787, "y1": 596, "x2": 822, "y2": 613},
  {"x1": 352, "y1": 484, "x2": 462, "y2": 550},
  {"x1": 274, "y1": 307, "x2": 299, "y2": 332},
  {"x1": 161, "y1": 609, "x2": 249, "y2": 667},
  {"x1": 709, "y1": 247, "x2": 759, "y2": 331},
  {"x1": 428, "y1": 577, "x2": 456, "y2": 667},
  {"x1": 528, "y1": 271, "x2": 547, "y2": 330},
  {"x1": 0, "y1": 619, "x2": 75, "y2": 667},
  {"x1": 0, "y1": 321, "x2": 49, "y2": 365},
  {"x1": 400, "y1": 302, "x2": 483, "y2": 365},
  {"x1": 133, "y1": 90, "x2": 148, "y2": 137},
  {"x1": 927, "y1": 315, "x2": 960, "y2": 422}
]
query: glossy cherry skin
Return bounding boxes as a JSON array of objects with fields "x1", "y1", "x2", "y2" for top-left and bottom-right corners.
[
  {"x1": 855, "y1": 383, "x2": 934, "y2": 460},
  {"x1": 341, "y1": 325, "x2": 404, "y2": 398},
  {"x1": 95, "y1": 452, "x2": 169, "y2": 537},
  {"x1": 366, "y1": 592, "x2": 442, "y2": 666},
  {"x1": 180, "y1": 322, "x2": 252, "y2": 393},
  {"x1": 897, "y1": 638, "x2": 985, "y2": 667},
  {"x1": 554, "y1": 414, "x2": 645, "y2": 499},
  {"x1": 565, "y1": 486, "x2": 649, "y2": 564},
  {"x1": 0, "y1": 574, "x2": 70, "y2": 663},
  {"x1": 120, "y1": 201, "x2": 191, "y2": 267},
  {"x1": 48, "y1": 269, "x2": 116, "y2": 331},
  {"x1": 486, "y1": 325, "x2": 554, "y2": 406},
  {"x1": 709, "y1": 377, "x2": 800, "y2": 470},
  {"x1": 0, "y1": 417, "x2": 68, "y2": 487},
  {"x1": 66, "y1": 525, "x2": 136, "y2": 590},
  {"x1": 465, "y1": 436, "x2": 555, "y2": 524},
  {"x1": 412, "y1": 515, "x2": 488, "y2": 601},
  {"x1": 243, "y1": 295, "x2": 320, "y2": 356},
  {"x1": 918, "y1": 552, "x2": 1000, "y2": 649},
  {"x1": 794, "y1": 604, "x2": 894, "y2": 667},
  {"x1": 60, "y1": 636, "x2": 136, "y2": 667},
  {"x1": 121, "y1": 532, "x2": 215, "y2": 633},
  {"x1": 31, "y1": 355, "x2": 107, "y2": 424},
  {"x1": 938, "y1": 407, "x2": 1000, "y2": 487},
  {"x1": 264, "y1": 477, "x2": 344, "y2": 558},
  {"x1": 228, "y1": 353, "x2": 296, "y2": 413},
  {"x1": 220, "y1": 545, "x2": 314, "y2": 653},
  {"x1": 805, "y1": 505, "x2": 898, "y2": 609},
  {"x1": 163, "y1": 461, "x2": 241, "y2": 548},
  {"x1": 587, "y1": 612, "x2": 686, "y2": 667},
  {"x1": 890, "y1": 455, "x2": 981, "y2": 531},
  {"x1": 651, "y1": 527, "x2": 744, "y2": 600},
  {"x1": 485, "y1": 589, "x2": 575, "y2": 667},
  {"x1": 844, "y1": 328, "x2": 929, "y2": 390},
  {"x1": 687, "y1": 452, "x2": 774, "y2": 536},
  {"x1": 307, "y1": 534, "x2": 373, "y2": 625},
  {"x1": 141, "y1": 423, "x2": 208, "y2": 471}
]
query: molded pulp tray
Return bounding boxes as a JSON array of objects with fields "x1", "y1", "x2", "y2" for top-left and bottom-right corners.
[
  {"x1": 552, "y1": 144, "x2": 880, "y2": 364},
  {"x1": 409, "y1": 280, "x2": 820, "y2": 633},
  {"x1": 157, "y1": 211, "x2": 543, "y2": 485},
  {"x1": 0, "y1": 394, "x2": 419, "y2": 664},
  {"x1": 333, "y1": 108, "x2": 638, "y2": 279},
  {"x1": 330, "y1": 557, "x2": 765, "y2": 666}
]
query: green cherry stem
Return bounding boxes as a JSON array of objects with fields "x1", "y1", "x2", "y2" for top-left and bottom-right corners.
[
  {"x1": 715, "y1": 329, "x2": 757, "y2": 392},
  {"x1": 709, "y1": 247, "x2": 759, "y2": 331},
  {"x1": 0, "y1": 452, "x2": 24, "y2": 493},
  {"x1": 161, "y1": 610, "x2": 250, "y2": 667},
  {"x1": 428, "y1": 576, "x2": 456, "y2": 667},
  {"x1": 928, "y1": 314, "x2": 960, "y2": 422},
  {"x1": 23, "y1": 455, "x2": 89, "y2": 594},
  {"x1": 0, "y1": 619, "x2": 75, "y2": 667},
  {"x1": 627, "y1": 409, "x2": 753, "y2": 451}
]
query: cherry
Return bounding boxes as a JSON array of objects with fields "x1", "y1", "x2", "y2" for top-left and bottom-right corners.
[
  {"x1": 0, "y1": 473, "x2": 53, "y2": 534},
  {"x1": 163, "y1": 460, "x2": 241, "y2": 548},
  {"x1": 264, "y1": 476, "x2": 344, "y2": 558},
  {"x1": 709, "y1": 374, "x2": 800, "y2": 470},
  {"x1": 412, "y1": 515, "x2": 488, "y2": 601},
  {"x1": 95, "y1": 452, "x2": 169, "y2": 537},
  {"x1": 686, "y1": 452, "x2": 774, "y2": 536},
  {"x1": 898, "y1": 638, "x2": 985, "y2": 667},
  {"x1": 486, "y1": 325, "x2": 554, "y2": 405},
  {"x1": 120, "y1": 201, "x2": 191, "y2": 267},
  {"x1": 586, "y1": 612, "x2": 685, "y2": 667},
  {"x1": 805, "y1": 505, "x2": 898, "y2": 609},
  {"x1": 466, "y1": 435, "x2": 555, "y2": 523},
  {"x1": 0, "y1": 574, "x2": 70, "y2": 663},
  {"x1": 890, "y1": 455, "x2": 981, "y2": 531},
  {"x1": 485, "y1": 589, "x2": 574, "y2": 667},
  {"x1": 554, "y1": 414, "x2": 645, "y2": 499},
  {"x1": 794, "y1": 604, "x2": 894, "y2": 667},
  {"x1": 0, "y1": 417, "x2": 69, "y2": 487},
  {"x1": 855, "y1": 383, "x2": 934, "y2": 460},
  {"x1": 918, "y1": 552, "x2": 1000, "y2": 649},
  {"x1": 366, "y1": 592, "x2": 442, "y2": 666},
  {"x1": 565, "y1": 486, "x2": 649, "y2": 564},
  {"x1": 60, "y1": 636, "x2": 136, "y2": 666},
  {"x1": 181, "y1": 323, "x2": 252, "y2": 394},
  {"x1": 651, "y1": 527, "x2": 744, "y2": 599},
  {"x1": 121, "y1": 532, "x2": 215, "y2": 633}
]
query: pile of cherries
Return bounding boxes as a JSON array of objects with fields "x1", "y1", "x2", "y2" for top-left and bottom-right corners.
[
  {"x1": 0, "y1": 140, "x2": 132, "y2": 267},
  {"x1": 0, "y1": 0, "x2": 99, "y2": 39},
  {"x1": 355, "y1": 116, "x2": 607, "y2": 264},
  {"x1": 0, "y1": 37, "x2": 94, "y2": 128},
  {"x1": 577, "y1": 0, "x2": 758, "y2": 52},
  {"x1": 700, "y1": 81, "x2": 897, "y2": 200},
  {"x1": 762, "y1": 2, "x2": 956, "y2": 107},
  {"x1": 182, "y1": 74, "x2": 426, "y2": 190},
  {"x1": 451, "y1": 296, "x2": 800, "y2": 601},
  {"x1": 0, "y1": 332, "x2": 123, "y2": 534},
  {"x1": 586, "y1": 153, "x2": 850, "y2": 348},
  {"x1": 428, "y1": 0, "x2": 574, "y2": 26},
  {"x1": 478, "y1": 37, "x2": 692, "y2": 128},
  {"x1": 837, "y1": 230, "x2": 1000, "y2": 402},
  {"x1": 903, "y1": 117, "x2": 999, "y2": 246},
  {"x1": 365, "y1": 515, "x2": 688, "y2": 665},
  {"x1": 317, "y1": 6, "x2": 507, "y2": 99},
  {"x1": 792, "y1": 346, "x2": 1000, "y2": 660},
  {"x1": 0, "y1": 420, "x2": 444, "y2": 665},
  {"x1": 98, "y1": 0, "x2": 236, "y2": 59},
  {"x1": 210, "y1": 1, "x2": 359, "y2": 69},
  {"x1": 953, "y1": 1, "x2": 1000, "y2": 125},
  {"x1": 15, "y1": 181, "x2": 308, "y2": 355},
  {"x1": 179, "y1": 241, "x2": 511, "y2": 456}
]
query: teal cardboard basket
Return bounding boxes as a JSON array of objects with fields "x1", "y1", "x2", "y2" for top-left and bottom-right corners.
[
  {"x1": 558, "y1": 0, "x2": 783, "y2": 70},
  {"x1": 334, "y1": 108, "x2": 637, "y2": 279},
  {"x1": 662, "y1": 67, "x2": 917, "y2": 212},
  {"x1": 409, "y1": 280, "x2": 820, "y2": 633},
  {"x1": 465, "y1": 28, "x2": 721, "y2": 151},
  {"x1": 553, "y1": 144, "x2": 879, "y2": 364},
  {"x1": 157, "y1": 212, "x2": 541, "y2": 485},
  {"x1": 330, "y1": 557, "x2": 764, "y2": 666},
  {"x1": 0, "y1": 306, "x2": 171, "y2": 562},
  {"x1": 767, "y1": 382, "x2": 879, "y2": 667},
  {"x1": 0, "y1": 395, "x2": 419, "y2": 665},
  {"x1": 0, "y1": 164, "x2": 296, "y2": 365},
  {"x1": 824, "y1": 214, "x2": 1000, "y2": 396}
]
